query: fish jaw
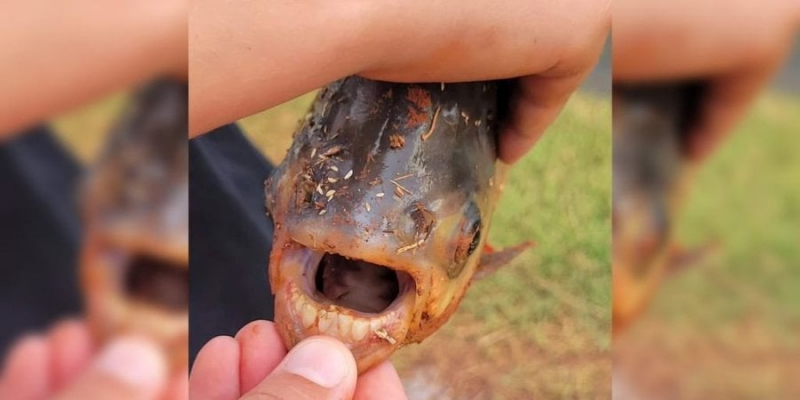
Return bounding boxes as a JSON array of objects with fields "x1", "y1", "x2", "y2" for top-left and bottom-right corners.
[
  {"x1": 81, "y1": 231, "x2": 188, "y2": 371},
  {"x1": 270, "y1": 239, "x2": 417, "y2": 373},
  {"x1": 266, "y1": 77, "x2": 509, "y2": 372}
]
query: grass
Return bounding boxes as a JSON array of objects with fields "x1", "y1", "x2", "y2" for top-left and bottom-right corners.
[
  {"x1": 616, "y1": 93, "x2": 800, "y2": 399},
  {"x1": 241, "y1": 90, "x2": 612, "y2": 399},
  {"x1": 50, "y1": 91, "x2": 129, "y2": 163}
]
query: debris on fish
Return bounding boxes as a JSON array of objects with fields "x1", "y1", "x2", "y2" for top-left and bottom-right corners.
[{"x1": 265, "y1": 77, "x2": 531, "y2": 373}]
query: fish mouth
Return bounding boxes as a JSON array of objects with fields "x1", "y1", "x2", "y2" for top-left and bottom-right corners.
[
  {"x1": 274, "y1": 243, "x2": 417, "y2": 371},
  {"x1": 82, "y1": 231, "x2": 189, "y2": 368},
  {"x1": 123, "y1": 252, "x2": 189, "y2": 313}
]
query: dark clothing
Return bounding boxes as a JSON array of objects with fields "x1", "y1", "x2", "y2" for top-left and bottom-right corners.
[
  {"x1": 0, "y1": 127, "x2": 83, "y2": 358},
  {"x1": 188, "y1": 125, "x2": 275, "y2": 365}
]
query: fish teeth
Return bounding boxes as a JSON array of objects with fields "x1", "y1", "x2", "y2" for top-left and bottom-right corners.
[
  {"x1": 351, "y1": 320, "x2": 369, "y2": 341},
  {"x1": 290, "y1": 289, "x2": 398, "y2": 344},
  {"x1": 338, "y1": 314, "x2": 353, "y2": 338},
  {"x1": 301, "y1": 303, "x2": 316, "y2": 328},
  {"x1": 318, "y1": 310, "x2": 335, "y2": 332},
  {"x1": 292, "y1": 295, "x2": 303, "y2": 316},
  {"x1": 370, "y1": 318, "x2": 383, "y2": 334}
]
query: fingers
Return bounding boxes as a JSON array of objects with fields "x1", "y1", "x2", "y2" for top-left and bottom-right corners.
[
  {"x1": 0, "y1": 334, "x2": 50, "y2": 400},
  {"x1": 189, "y1": 336, "x2": 241, "y2": 400},
  {"x1": 241, "y1": 336, "x2": 357, "y2": 400},
  {"x1": 49, "y1": 320, "x2": 94, "y2": 391},
  {"x1": 500, "y1": 73, "x2": 588, "y2": 164},
  {"x1": 612, "y1": 0, "x2": 795, "y2": 82},
  {"x1": 188, "y1": 321, "x2": 289, "y2": 400},
  {"x1": 354, "y1": 361, "x2": 407, "y2": 400},
  {"x1": 234, "y1": 320, "x2": 287, "y2": 394},
  {"x1": 54, "y1": 337, "x2": 167, "y2": 400},
  {"x1": 161, "y1": 368, "x2": 189, "y2": 400}
]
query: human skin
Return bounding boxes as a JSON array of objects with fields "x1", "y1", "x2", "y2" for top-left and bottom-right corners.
[
  {"x1": 0, "y1": 320, "x2": 187, "y2": 400},
  {"x1": 189, "y1": 320, "x2": 407, "y2": 400},
  {"x1": 613, "y1": 0, "x2": 798, "y2": 161},
  {"x1": 0, "y1": 0, "x2": 186, "y2": 137},
  {"x1": 189, "y1": 0, "x2": 611, "y2": 163}
]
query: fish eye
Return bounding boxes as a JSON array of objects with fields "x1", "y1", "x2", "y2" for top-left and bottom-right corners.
[
  {"x1": 451, "y1": 202, "x2": 482, "y2": 277},
  {"x1": 466, "y1": 219, "x2": 481, "y2": 257}
]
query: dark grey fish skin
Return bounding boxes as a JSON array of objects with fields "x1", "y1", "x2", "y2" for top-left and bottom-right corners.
[{"x1": 266, "y1": 77, "x2": 528, "y2": 372}]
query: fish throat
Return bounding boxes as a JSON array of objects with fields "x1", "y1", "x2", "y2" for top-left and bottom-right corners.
[
  {"x1": 310, "y1": 251, "x2": 412, "y2": 314},
  {"x1": 124, "y1": 253, "x2": 188, "y2": 312}
]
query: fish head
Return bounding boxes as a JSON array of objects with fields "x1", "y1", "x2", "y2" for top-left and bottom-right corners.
[
  {"x1": 267, "y1": 78, "x2": 509, "y2": 372},
  {"x1": 79, "y1": 79, "x2": 188, "y2": 370},
  {"x1": 612, "y1": 83, "x2": 702, "y2": 334}
]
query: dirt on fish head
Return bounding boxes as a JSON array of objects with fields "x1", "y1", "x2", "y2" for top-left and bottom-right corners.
[{"x1": 266, "y1": 77, "x2": 521, "y2": 372}]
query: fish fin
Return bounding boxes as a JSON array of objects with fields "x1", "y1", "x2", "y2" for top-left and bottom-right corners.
[
  {"x1": 483, "y1": 243, "x2": 496, "y2": 254},
  {"x1": 473, "y1": 241, "x2": 534, "y2": 281},
  {"x1": 665, "y1": 241, "x2": 720, "y2": 276}
]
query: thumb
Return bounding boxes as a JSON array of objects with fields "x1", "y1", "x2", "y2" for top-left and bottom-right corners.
[
  {"x1": 241, "y1": 336, "x2": 357, "y2": 400},
  {"x1": 55, "y1": 337, "x2": 168, "y2": 400}
]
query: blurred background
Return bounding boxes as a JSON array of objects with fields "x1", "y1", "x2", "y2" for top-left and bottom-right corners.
[
  {"x1": 236, "y1": 43, "x2": 613, "y2": 399},
  {"x1": 613, "y1": 37, "x2": 800, "y2": 399},
  {"x1": 0, "y1": 1, "x2": 187, "y2": 379},
  {"x1": 0, "y1": 92, "x2": 127, "y2": 358},
  {"x1": 0, "y1": 78, "x2": 189, "y2": 364}
]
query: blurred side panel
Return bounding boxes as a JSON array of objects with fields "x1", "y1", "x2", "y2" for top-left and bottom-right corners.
[{"x1": 613, "y1": 3, "x2": 800, "y2": 397}]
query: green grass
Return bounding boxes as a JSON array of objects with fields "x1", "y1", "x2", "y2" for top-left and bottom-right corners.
[
  {"x1": 652, "y1": 93, "x2": 800, "y2": 332},
  {"x1": 472, "y1": 93, "x2": 611, "y2": 348}
]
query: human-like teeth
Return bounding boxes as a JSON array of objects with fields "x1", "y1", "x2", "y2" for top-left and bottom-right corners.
[
  {"x1": 301, "y1": 303, "x2": 316, "y2": 328},
  {"x1": 351, "y1": 320, "x2": 369, "y2": 341},
  {"x1": 318, "y1": 310, "x2": 336, "y2": 332},
  {"x1": 293, "y1": 295, "x2": 303, "y2": 316},
  {"x1": 370, "y1": 317, "x2": 383, "y2": 333},
  {"x1": 338, "y1": 314, "x2": 352, "y2": 337}
]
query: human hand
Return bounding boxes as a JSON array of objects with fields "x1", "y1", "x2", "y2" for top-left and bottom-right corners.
[
  {"x1": 190, "y1": 0, "x2": 610, "y2": 163},
  {"x1": 0, "y1": 320, "x2": 187, "y2": 400},
  {"x1": 613, "y1": 0, "x2": 798, "y2": 161},
  {"x1": 0, "y1": 0, "x2": 186, "y2": 136},
  {"x1": 189, "y1": 320, "x2": 407, "y2": 400}
]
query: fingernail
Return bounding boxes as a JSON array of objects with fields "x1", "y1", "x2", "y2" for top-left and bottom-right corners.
[
  {"x1": 93, "y1": 337, "x2": 167, "y2": 393},
  {"x1": 283, "y1": 338, "x2": 352, "y2": 388}
]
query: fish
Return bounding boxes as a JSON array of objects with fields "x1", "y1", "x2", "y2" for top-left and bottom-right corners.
[
  {"x1": 265, "y1": 76, "x2": 532, "y2": 373},
  {"x1": 612, "y1": 82, "x2": 715, "y2": 335},
  {"x1": 79, "y1": 79, "x2": 189, "y2": 370}
]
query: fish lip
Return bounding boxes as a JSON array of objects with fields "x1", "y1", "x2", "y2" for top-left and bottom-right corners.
[
  {"x1": 273, "y1": 243, "x2": 417, "y2": 370},
  {"x1": 87, "y1": 234, "x2": 190, "y2": 315},
  {"x1": 81, "y1": 232, "x2": 189, "y2": 370}
]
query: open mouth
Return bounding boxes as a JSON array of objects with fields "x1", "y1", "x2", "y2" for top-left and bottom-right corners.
[
  {"x1": 314, "y1": 253, "x2": 408, "y2": 313},
  {"x1": 123, "y1": 253, "x2": 189, "y2": 313},
  {"x1": 280, "y1": 245, "x2": 417, "y2": 347}
]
